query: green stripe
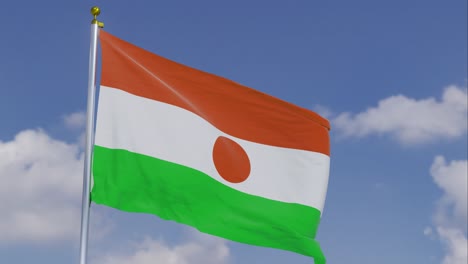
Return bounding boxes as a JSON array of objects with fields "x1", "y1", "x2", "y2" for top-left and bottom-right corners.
[{"x1": 91, "y1": 146, "x2": 325, "y2": 263}]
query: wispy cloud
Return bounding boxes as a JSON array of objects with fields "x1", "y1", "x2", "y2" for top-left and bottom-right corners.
[
  {"x1": 92, "y1": 231, "x2": 230, "y2": 264},
  {"x1": 333, "y1": 85, "x2": 467, "y2": 144},
  {"x1": 63, "y1": 111, "x2": 86, "y2": 130}
]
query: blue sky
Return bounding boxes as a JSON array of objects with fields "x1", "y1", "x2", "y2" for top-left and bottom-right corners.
[{"x1": 0, "y1": 1, "x2": 466, "y2": 263}]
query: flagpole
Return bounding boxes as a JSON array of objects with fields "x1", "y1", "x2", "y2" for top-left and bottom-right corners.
[{"x1": 79, "y1": 6, "x2": 103, "y2": 264}]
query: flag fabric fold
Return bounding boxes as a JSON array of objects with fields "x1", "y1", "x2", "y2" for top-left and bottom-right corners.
[{"x1": 92, "y1": 30, "x2": 330, "y2": 264}]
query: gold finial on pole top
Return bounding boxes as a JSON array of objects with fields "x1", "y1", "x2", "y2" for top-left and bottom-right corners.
[{"x1": 90, "y1": 6, "x2": 104, "y2": 28}]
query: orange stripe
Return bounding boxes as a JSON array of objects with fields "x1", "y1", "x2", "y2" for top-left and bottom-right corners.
[{"x1": 99, "y1": 30, "x2": 330, "y2": 155}]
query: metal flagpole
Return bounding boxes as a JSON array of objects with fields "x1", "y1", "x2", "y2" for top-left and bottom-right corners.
[{"x1": 79, "y1": 6, "x2": 103, "y2": 264}]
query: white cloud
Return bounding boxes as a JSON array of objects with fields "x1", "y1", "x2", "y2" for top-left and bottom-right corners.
[
  {"x1": 437, "y1": 227, "x2": 468, "y2": 264},
  {"x1": 424, "y1": 227, "x2": 434, "y2": 238},
  {"x1": 431, "y1": 156, "x2": 468, "y2": 228},
  {"x1": 93, "y1": 232, "x2": 230, "y2": 264},
  {"x1": 429, "y1": 156, "x2": 468, "y2": 264},
  {"x1": 63, "y1": 111, "x2": 86, "y2": 130},
  {"x1": 313, "y1": 105, "x2": 334, "y2": 119},
  {"x1": 0, "y1": 129, "x2": 84, "y2": 242},
  {"x1": 0, "y1": 112, "x2": 110, "y2": 244},
  {"x1": 63, "y1": 111, "x2": 87, "y2": 148},
  {"x1": 333, "y1": 85, "x2": 467, "y2": 144}
]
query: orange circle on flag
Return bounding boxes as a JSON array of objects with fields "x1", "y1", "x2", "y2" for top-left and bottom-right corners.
[{"x1": 212, "y1": 136, "x2": 251, "y2": 183}]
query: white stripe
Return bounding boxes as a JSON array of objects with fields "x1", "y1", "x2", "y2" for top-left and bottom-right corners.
[{"x1": 95, "y1": 86, "x2": 330, "y2": 212}]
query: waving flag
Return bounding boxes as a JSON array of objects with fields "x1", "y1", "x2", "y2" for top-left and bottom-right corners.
[{"x1": 92, "y1": 30, "x2": 331, "y2": 264}]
